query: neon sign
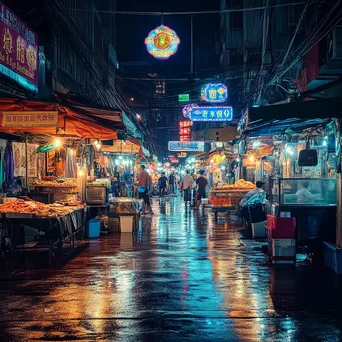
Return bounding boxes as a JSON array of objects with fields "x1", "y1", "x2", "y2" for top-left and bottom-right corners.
[
  {"x1": 145, "y1": 25, "x2": 180, "y2": 60},
  {"x1": 189, "y1": 106, "x2": 233, "y2": 122},
  {"x1": 168, "y1": 141, "x2": 204, "y2": 152},
  {"x1": 201, "y1": 83, "x2": 228, "y2": 103}
]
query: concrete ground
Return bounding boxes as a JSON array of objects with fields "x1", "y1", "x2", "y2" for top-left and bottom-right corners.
[{"x1": 0, "y1": 196, "x2": 341, "y2": 341}]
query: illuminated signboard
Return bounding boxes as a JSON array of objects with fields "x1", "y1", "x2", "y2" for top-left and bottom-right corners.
[
  {"x1": 177, "y1": 152, "x2": 187, "y2": 158},
  {"x1": 189, "y1": 106, "x2": 233, "y2": 122},
  {"x1": 168, "y1": 141, "x2": 205, "y2": 152},
  {"x1": 201, "y1": 83, "x2": 228, "y2": 103},
  {"x1": 0, "y1": 111, "x2": 58, "y2": 127},
  {"x1": 178, "y1": 94, "x2": 190, "y2": 102},
  {"x1": 145, "y1": 25, "x2": 180, "y2": 60},
  {"x1": 179, "y1": 120, "x2": 192, "y2": 142},
  {"x1": 0, "y1": 2, "x2": 38, "y2": 92}
]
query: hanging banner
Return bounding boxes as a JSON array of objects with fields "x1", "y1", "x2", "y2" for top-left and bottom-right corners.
[
  {"x1": 0, "y1": 2, "x2": 39, "y2": 92},
  {"x1": 0, "y1": 111, "x2": 58, "y2": 127},
  {"x1": 189, "y1": 106, "x2": 233, "y2": 122},
  {"x1": 168, "y1": 141, "x2": 204, "y2": 152},
  {"x1": 145, "y1": 25, "x2": 180, "y2": 60}
]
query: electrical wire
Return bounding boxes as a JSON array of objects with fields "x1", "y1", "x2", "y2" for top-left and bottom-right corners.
[{"x1": 67, "y1": 2, "x2": 306, "y2": 16}]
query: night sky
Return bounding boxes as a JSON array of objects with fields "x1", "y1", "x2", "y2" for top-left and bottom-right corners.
[{"x1": 116, "y1": 0, "x2": 221, "y2": 71}]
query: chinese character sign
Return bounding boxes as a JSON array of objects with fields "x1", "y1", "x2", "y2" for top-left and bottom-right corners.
[
  {"x1": 168, "y1": 141, "x2": 205, "y2": 152},
  {"x1": 179, "y1": 120, "x2": 192, "y2": 141},
  {"x1": 189, "y1": 106, "x2": 233, "y2": 122},
  {"x1": 201, "y1": 83, "x2": 228, "y2": 103},
  {"x1": 0, "y1": 111, "x2": 58, "y2": 127},
  {"x1": 145, "y1": 25, "x2": 180, "y2": 60},
  {"x1": 0, "y1": 2, "x2": 38, "y2": 92}
]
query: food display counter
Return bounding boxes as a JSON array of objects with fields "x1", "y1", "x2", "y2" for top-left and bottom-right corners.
[
  {"x1": 0, "y1": 199, "x2": 86, "y2": 262},
  {"x1": 31, "y1": 178, "x2": 78, "y2": 204},
  {"x1": 271, "y1": 178, "x2": 337, "y2": 246},
  {"x1": 210, "y1": 179, "x2": 255, "y2": 220}
]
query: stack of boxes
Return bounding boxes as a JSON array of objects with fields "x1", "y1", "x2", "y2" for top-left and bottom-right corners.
[{"x1": 266, "y1": 214, "x2": 296, "y2": 264}]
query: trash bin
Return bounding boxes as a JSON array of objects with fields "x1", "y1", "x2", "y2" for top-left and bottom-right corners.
[
  {"x1": 120, "y1": 215, "x2": 133, "y2": 233},
  {"x1": 86, "y1": 219, "x2": 101, "y2": 238}
]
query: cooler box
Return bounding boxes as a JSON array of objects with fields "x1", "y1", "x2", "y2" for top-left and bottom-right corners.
[
  {"x1": 120, "y1": 215, "x2": 133, "y2": 233},
  {"x1": 86, "y1": 219, "x2": 101, "y2": 238},
  {"x1": 252, "y1": 221, "x2": 266, "y2": 238},
  {"x1": 267, "y1": 214, "x2": 296, "y2": 238}
]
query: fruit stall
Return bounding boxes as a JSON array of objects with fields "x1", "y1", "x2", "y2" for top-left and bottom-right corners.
[{"x1": 209, "y1": 179, "x2": 255, "y2": 220}]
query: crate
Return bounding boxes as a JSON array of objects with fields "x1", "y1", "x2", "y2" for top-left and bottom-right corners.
[
  {"x1": 267, "y1": 214, "x2": 296, "y2": 239},
  {"x1": 271, "y1": 238, "x2": 296, "y2": 264},
  {"x1": 324, "y1": 242, "x2": 342, "y2": 274},
  {"x1": 108, "y1": 217, "x2": 120, "y2": 232},
  {"x1": 86, "y1": 186, "x2": 106, "y2": 205},
  {"x1": 86, "y1": 219, "x2": 101, "y2": 238},
  {"x1": 252, "y1": 221, "x2": 266, "y2": 238}
]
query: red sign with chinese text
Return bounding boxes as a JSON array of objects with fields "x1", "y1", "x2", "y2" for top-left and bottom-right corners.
[
  {"x1": 179, "y1": 120, "x2": 192, "y2": 142},
  {"x1": 0, "y1": 111, "x2": 58, "y2": 127},
  {"x1": 0, "y1": 2, "x2": 39, "y2": 92}
]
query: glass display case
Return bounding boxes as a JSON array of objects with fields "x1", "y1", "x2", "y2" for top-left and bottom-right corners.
[{"x1": 272, "y1": 178, "x2": 337, "y2": 206}]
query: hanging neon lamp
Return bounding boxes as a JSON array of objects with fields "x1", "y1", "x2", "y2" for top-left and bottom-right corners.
[{"x1": 145, "y1": 25, "x2": 180, "y2": 60}]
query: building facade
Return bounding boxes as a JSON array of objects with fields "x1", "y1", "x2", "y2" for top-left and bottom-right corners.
[{"x1": 2, "y1": 0, "x2": 118, "y2": 109}]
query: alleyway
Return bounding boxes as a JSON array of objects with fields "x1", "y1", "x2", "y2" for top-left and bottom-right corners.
[{"x1": 0, "y1": 197, "x2": 341, "y2": 341}]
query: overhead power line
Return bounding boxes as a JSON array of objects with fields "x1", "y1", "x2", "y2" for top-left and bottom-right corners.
[{"x1": 67, "y1": 2, "x2": 305, "y2": 16}]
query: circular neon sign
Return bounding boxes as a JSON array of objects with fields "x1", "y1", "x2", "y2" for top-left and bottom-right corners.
[{"x1": 145, "y1": 25, "x2": 180, "y2": 60}]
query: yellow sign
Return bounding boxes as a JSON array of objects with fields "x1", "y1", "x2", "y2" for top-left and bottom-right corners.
[
  {"x1": 177, "y1": 152, "x2": 187, "y2": 158},
  {"x1": 0, "y1": 111, "x2": 58, "y2": 127}
]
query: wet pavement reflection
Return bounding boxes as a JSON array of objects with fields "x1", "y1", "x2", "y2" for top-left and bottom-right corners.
[{"x1": 0, "y1": 196, "x2": 341, "y2": 341}]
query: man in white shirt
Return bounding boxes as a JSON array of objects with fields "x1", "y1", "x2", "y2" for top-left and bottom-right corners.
[{"x1": 182, "y1": 170, "x2": 193, "y2": 205}]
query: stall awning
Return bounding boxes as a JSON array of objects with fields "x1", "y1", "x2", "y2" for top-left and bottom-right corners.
[
  {"x1": 101, "y1": 139, "x2": 140, "y2": 154},
  {"x1": 248, "y1": 97, "x2": 342, "y2": 123},
  {"x1": 0, "y1": 98, "x2": 120, "y2": 139},
  {"x1": 244, "y1": 118, "x2": 330, "y2": 137}
]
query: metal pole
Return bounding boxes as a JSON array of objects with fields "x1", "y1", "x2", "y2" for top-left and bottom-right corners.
[
  {"x1": 25, "y1": 134, "x2": 28, "y2": 194},
  {"x1": 190, "y1": 14, "x2": 193, "y2": 74}
]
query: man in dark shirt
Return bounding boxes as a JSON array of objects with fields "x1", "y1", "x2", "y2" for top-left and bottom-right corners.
[
  {"x1": 158, "y1": 172, "x2": 168, "y2": 196},
  {"x1": 196, "y1": 169, "x2": 208, "y2": 209}
]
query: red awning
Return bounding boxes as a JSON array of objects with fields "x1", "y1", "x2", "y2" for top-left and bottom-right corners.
[{"x1": 0, "y1": 99, "x2": 120, "y2": 139}]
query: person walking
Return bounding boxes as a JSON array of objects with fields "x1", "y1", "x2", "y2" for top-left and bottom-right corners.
[
  {"x1": 181, "y1": 170, "x2": 193, "y2": 206},
  {"x1": 196, "y1": 169, "x2": 208, "y2": 210},
  {"x1": 138, "y1": 165, "x2": 153, "y2": 216},
  {"x1": 158, "y1": 172, "x2": 168, "y2": 197},
  {"x1": 168, "y1": 172, "x2": 176, "y2": 194}
]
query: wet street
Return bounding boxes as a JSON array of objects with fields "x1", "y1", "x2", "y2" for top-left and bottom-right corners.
[{"x1": 0, "y1": 197, "x2": 341, "y2": 341}]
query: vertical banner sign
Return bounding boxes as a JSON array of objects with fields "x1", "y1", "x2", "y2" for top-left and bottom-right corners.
[{"x1": 0, "y1": 3, "x2": 39, "y2": 92}]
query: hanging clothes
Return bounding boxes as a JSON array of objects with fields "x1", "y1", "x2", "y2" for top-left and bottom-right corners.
[
  {"x1": 66, "y1": 148, "x2": 77, "y2": 178},
  {"x1": 0, "y1": 152, "x2": 4, "y2": 189},
  {"x1": 4, "y1": 144, "x2": 14, "y2": 184}
]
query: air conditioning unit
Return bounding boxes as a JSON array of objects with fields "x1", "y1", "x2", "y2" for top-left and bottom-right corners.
[{"x1": 333, "y1": 26, "x2": 342, "y2": 58}]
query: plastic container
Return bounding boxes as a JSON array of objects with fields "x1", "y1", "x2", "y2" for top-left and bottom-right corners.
[
  {"x1": 252, "y1": 221, "x2": 266, "y2": 238},
  {"x1": 267, "y1": 214, "x2": 296, "y2": 239},
  {"x1": 86, "y1": 219, "x2": 101, "y2": 238},
  {"x1": 120, "y1": 215, "x2": 133, "y2": 233},
  {"x1": 271, "y1": 238, "x2": 296, "y2": 264}
]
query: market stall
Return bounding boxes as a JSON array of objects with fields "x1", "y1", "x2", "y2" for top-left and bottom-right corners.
[
  {"x1": 209, "y1": 179, "x2": 255, "y2": 221},
  {"x1": 0, "y1": 198, "x2": 85, "y2": 262}
]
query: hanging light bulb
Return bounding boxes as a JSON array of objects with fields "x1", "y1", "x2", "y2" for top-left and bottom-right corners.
[{"x1": 54, "y1": 138, "x2": 62, "y2": 148}]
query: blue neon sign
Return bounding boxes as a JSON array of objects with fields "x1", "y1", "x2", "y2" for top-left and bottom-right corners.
[
  {"x1": 201, "y1": 83, "x2": 228, "y2": 103},
  {"x1": 189, "y1": 106, "x2": 233, "y2": 122}
]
